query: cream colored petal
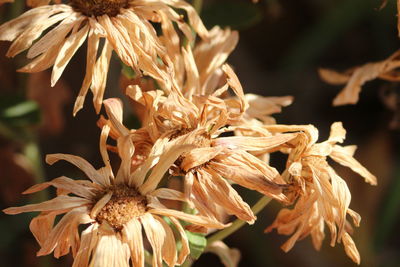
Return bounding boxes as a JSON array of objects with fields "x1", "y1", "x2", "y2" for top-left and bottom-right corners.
[
  {"x1": 0, "y1": 5, "x2": 70, "y2": 41},
  {"x1": 150, "y1": 188, "x2": 186, "y2": 202},
  {"x1": 184, "y1": 171, "x2": 195, "y2": 203},
  {"x1": 318, "y1": 68, "x2": 351, "y2": 85},
  {"x1": 199, "y1": 168, "x2": 256, "y2": 223},
  {"x1": 99, "y1": 125, "x2": 114, "y2": 180},
  {"x1": 73, "y1": 224, "x2": 99, "y2": 267},
  {"x1": 91, "y1": 233, "x2": 131, "y2": 267},
  {"x1": 129, "y1": 137, "x2": 169, "y2": 188},
  {"x1": 155, "y1": 216, "x2": 177, "y2": 267},
  {"x1": 330, "y1": 145, "x2": 377, "y2": 185},
  {"x1": 28, "y1": 13, "x2": 82, "y2": 59},
  {"x1": 182, "y1": 45, "x2": 200, "y2": 98},
  {"x1": 191, "y1": 177, "x2": 220, "y2": 221},
  {"x1": 103, "y1": 98, "x2": 130, "y2": 136},
  {"x1": 139, "y1": 144, "x2": 195, "y2": 195},
  {"x1": 327, "y1": 121, "x2": 346, "y2": 144},
  {"x1": 73, "y1": 29, "x2": 100, "y2": 116},
  {"x1": 181, "y1": 146, "x2": 224, "y2": 172},
  {"x1": 310, "y1": 219, "x2": 325, "y2": 251},
  {"x1": 347, "y1": 208, "x2": 361, "y2": 227},
  {"x1": 23, "y1": 176, "x2": 98, "y2": 199},
  {"x1": 205, "y1": 241, "x2": 241, "y2": 267},
  {"x1": 213, "y1": 133, "x2": 297, "y2": 151},
  {"x1": 91, "y1": 40, "x2": 113, "y2": 113},
  {"x1": 18, "y1": 41, "x2": 61, "y2": 73},
  {"x1": 328, "y1": 167, "x2": 351, "y2": 240},
  {"x1": 141, "y1": 213, "x2": 165, "y2": 267},
  {"x1": 4, "y1": 195, "x2": 91, "y2": 215},
  {"x1": 149, "y1": 208, "x2": 228, "y2": 229},
  {"x1": 115, "y1": 135, "x2": 135, "y2": 185},
  {"x1": 212, "y1": 152, "x2": 288, "y2": 202},
  {"x1": 169, "y1": 217, "x2": 190, "y2": 264},
  {"x1": 90, "y1": 192, "x2": 112, "y2": 219},
  {"x1": 98, "y1": 14, "x2": 136, "y2": 67},
  {"x1": 46, "y1": 154, "x2": 109, "y2": 187},
  {"x1": 263, "y1": 124, "x2": 319, "y2": 147},
  {"x1": 222, "y1": 64, "x2": 248, "y2": 112},
  {"x1": 6, "y1": 11, "x2": 71, "y2": 57},
  {"x1": 122, "y1": 219, "x2": 144, "y2": 267},
  {"x1": 306, "y1": 143, "x2": 333, "y2": 157},
  {"x1": 37, "y1": 207, "x2": 92, "y2": 257},
  {"x1": 29, "y1": 212, "x2": 56, "y2": 247},
  {"x1": 51, "y1": 23, "x2": 89, "y2": 86},
  {"x1": 160, "y1": 0, "x2": 209, "y2": 39},
  {"x1": 195, "y1": 27, "x2": 239, "y2": 94},
  {"x1": 342, "y1": 232, "x2": 361, "y2": 264},
  {"x1": 244, "y1": 93, "x2": 293, "y2": 118}
]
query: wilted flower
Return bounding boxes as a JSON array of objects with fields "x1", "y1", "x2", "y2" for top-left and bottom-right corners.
[
  {"x1": 265, "y1": 122, "x2": 377, "y2": 264},
  {"x1": 0, "y1": 0, "x2": 208, "y2": 114},
  {"x1": 3, "y1": 125, "x2": 226, "y2": 266},
  {"x1": 126, "y1": 64, "x2": 297, "y2": 224}
]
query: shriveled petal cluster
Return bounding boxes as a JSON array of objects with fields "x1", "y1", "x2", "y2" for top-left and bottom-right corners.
[
  {"x1": 0, "y1": 0, "x2": 208, "y2": 114},
  {"x1": 120, "y1": 30, "x2": 298, "y2": 224},
  {"x1": 265, "y1": 122, "x2": 376, "y2": 264}
]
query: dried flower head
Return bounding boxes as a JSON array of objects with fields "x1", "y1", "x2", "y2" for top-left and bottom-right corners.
[
  {"x1": 265, "y1": 122, "x2": 377, "y2": 264},
  {"x1": 3, "y1": 125, "x2": 226, "y2": 266},
  {"x1": 0, "y1": 0, "x2": 208, "y2": 114},
  {"x1": 124, "y1": 64, "x2": 298, "y2": 224}
]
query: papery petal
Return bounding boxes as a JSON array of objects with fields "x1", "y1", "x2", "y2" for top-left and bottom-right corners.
[
  {"x1": 73, "y1": 224, "x2": 99, "y2": 267},
  {"x1": 330, "y1": 145, "x2": 377, "y2": 185},
  {"x1": 23, "y1": 176, "x2": 98, "y2": 199},
  {"x1": 122, "y1": 219, "x2": 144, "y2": 267},
  {"x1": 91, "y1": 233, "x2": 130, "y2": 267},
  {"x1": 141, "y1": 213, "x2": 165, "y2": 267},
  {"x1": 46, "y1": 154, "x2": 109, "y2": 187},
  {"x1": 149, "y1": 208, "x2": 228, "y2": 229},
  {"x1": 4, "y1": 195, "x2": 91, "y2": 215},
  {"x1": 342, "y1": 232, "x2": 361, "y2": 265}
]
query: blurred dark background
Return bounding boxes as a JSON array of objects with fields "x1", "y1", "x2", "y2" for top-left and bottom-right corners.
[{"x1": 1, "y1": 0, "x2": 399, "y2": 266}]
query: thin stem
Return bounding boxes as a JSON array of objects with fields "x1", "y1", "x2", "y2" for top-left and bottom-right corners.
[{"x1": 206, "y1": 196, "x2": 271, "y2": 244}]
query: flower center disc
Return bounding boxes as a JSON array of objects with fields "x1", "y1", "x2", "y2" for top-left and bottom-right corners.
[
  {"x1": 96, "y1": 185, "x2": 147, "y2": 231},
  {"x1": 69, "y1": 0, "x2": 131, "y2": 17}
]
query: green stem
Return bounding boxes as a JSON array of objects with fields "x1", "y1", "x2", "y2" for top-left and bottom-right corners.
[{"x1": 206, "y1": 196, "x2": 271, "y2": 244}]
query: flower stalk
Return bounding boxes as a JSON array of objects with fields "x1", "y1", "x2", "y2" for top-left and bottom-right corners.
[{"x1": 206, "y1": 196, "x2": 272, "y2": 245}]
